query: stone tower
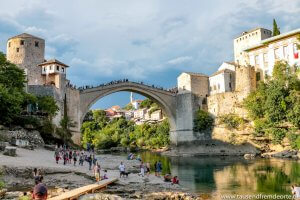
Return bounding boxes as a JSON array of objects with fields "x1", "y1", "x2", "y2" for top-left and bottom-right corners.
[
  {"x1": 235, "y1": 66, "x2": 256, "y2": 93},
  {"x1": 7, "y1": 33, "x2": 45, "y2": 85}
]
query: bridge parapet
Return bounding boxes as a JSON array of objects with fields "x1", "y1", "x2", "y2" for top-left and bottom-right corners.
[{"x1": 78, "y1": 80, "x2": 178, "y2": 96}]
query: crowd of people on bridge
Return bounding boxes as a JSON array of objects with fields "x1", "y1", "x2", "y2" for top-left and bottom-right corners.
[{"x1": 68, "y1": 78, "x2": 178, "y2": 94}]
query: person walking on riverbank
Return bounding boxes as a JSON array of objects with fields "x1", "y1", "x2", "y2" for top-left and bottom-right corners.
[
  {"x1": 119, "y1": 162, "x2": 126, "y2": 178},
  {"x1": 73, "y1": 151, "x2": 78, "y2": 166},
  {"x1": 63, "y1": 151, "x2": 68, "y2": 165},
  {"x1": 69, "y1": 150, "x2": 73, "y2": 164},
  {"x1": 79, "y1": 152, "x2": 84, "y2": 166},
  {"x1": 94, "y1": 162, "x2": 101, "y2": 182},
  {"x1": 156, "y1": 161, "x2": 162, "y2": 177},
  {"x1": 54, "y1": 149, "x2": 60, "y2": 164},
  {"x1": 33, "y1": 168, "x2": 41, "y2": 185},
  {"x1": 139, "y1": 161, "x2": 145, "y2": 177},
  {"x1": 87, "y1": 155, "x2": 93, "y2": 170},
  {"x1": 146, "y1": 162, "x2": 151, "y2": 176}
]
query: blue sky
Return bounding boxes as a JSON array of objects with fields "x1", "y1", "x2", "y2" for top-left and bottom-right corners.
[{"x1": 0, "y1": 0, "x2": 299, "y2": 109}]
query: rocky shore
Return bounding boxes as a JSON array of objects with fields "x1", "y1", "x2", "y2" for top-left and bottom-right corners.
[{"x1": 0, "y1": 148, "x2": 195, "y2": 199}]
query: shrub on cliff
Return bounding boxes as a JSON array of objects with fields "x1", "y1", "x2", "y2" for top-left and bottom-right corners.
[
  {"x1": 244, "y1": 61, "x2": 300, "y2": 146},
  {"x1": 193, "y1": 109, "x2": 214, "y2": 132},
  {"x1": 219, "y1": 114, "x2": 246, "y2": 130}
]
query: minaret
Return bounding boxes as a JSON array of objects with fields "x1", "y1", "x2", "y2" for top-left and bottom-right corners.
[{"x1": 130, "y1": 92, "x2": 134, "y2": 103}]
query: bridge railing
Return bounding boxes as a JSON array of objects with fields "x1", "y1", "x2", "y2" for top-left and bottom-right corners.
[{"x1": 67, "y1": 79, "x2": 178, "y2": 94}]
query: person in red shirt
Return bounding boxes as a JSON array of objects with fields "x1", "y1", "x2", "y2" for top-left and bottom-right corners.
[{"x1": 172, "y1": 176, "x2": 179, "y2": 184}]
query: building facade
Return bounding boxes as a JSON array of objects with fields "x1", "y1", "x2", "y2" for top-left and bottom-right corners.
[
  {"x1": 244, "y1": 29, "x2": 300, "y2": 80},
  {"x1": 6, "y1": 33, "x2": 71, "y2": 127},
  {"x1": 209, "y1": 62, "x2": 236, "y2": 95}
]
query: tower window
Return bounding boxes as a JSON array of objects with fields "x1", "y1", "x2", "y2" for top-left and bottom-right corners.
[
  {"x1": 43, "y1": 67, "x2": 46, "y2": 72},
  {"x1": 20, "y1": 40, "x2": 24, "y2": 45},
  {"x1": 8, "y1": 42, "x2": 11, "y2": 47},
  {"x1": 16, "y1": 48, "x2": 19, "y2": 52},
  {"x1": 56, "y1": 65, "x2": 60, "y2": 71},
  {"x1": 35, "y1": 41, "x2": 39, "y2": 47},
  {"x1": 256, "y1": 72, "x2": 261, "y2": 81},
  {"x1": 62, "y1": 67, "x2": 65, "y2": 72},
  {"x1": 50, "y1": 66, "x2": 52, "y2": 70}
]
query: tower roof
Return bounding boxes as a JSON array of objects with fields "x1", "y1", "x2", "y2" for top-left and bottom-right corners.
[
  {"x1": 8, "y1": 33, "x2": 44, "y2": 41},
  {"x1": 38, "y1": 59, "x2": 69, "y2": 67}
]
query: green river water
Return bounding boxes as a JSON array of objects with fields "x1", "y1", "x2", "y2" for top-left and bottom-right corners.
[{"x1": 138, "y1": 152, "x2": 300, "y2": 198}]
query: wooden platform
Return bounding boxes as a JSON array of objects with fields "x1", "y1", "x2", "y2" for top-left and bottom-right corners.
[{"x1": 48, "y1": 178, "x2": 118, "y2": 200}]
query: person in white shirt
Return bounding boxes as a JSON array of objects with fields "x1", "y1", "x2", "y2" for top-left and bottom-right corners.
[{"x1": 119, "y1": 162, "x2": 126, "y2": 178}]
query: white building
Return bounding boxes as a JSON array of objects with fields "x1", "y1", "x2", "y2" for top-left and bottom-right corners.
[
  {"x1": 234, "y1": 27, "x2": 272, "y2": 66},
  {"x1": 150, "y1": 110, "x2": 163, "y2": 121},
  {"x1": 244, "y1": 28, "x2": 300, "y2": 80},
  {"x1": 209, "y1": 62, "x2": 236, "y2": 95},
  {"x1": 133, "y1": 108, "x2": 147, "y2": 119}
]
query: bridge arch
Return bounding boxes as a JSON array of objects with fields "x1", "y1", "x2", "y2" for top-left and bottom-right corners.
[{"x1": 78, "y1": 82, "x2": 177, "y2": 132}]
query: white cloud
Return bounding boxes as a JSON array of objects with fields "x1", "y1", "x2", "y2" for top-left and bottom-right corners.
[
  {"x1": 0, "y1": 0, "x2": 299, "y2": 87},
  {"x1": 167, "y1": 56, "x2": 192, "y2": 65}
]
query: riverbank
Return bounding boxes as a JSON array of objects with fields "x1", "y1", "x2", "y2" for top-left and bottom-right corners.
[{"x1": 0, "y1": 148, "x2": 194, "y2": 199}]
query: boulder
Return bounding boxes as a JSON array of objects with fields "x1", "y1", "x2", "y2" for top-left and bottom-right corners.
[
  {"x1": 2, "y1": 128, "x2": 44, "y2": 147},
  {"x1": 110, "y1": 147, "x2": 127, "y2": 152},
  {"x1": 3, "y1": 146, "x2": 17, "y2": 157},
  {"x1": 244, "y1": 153, "x2": 255, "y2": 159},
  {"x1": 0, "y1": 189, "x2": 7, "y2": 199},
  {"x1": 44, "y1": 144, "x2": 56, "y2": 151},
  {"x1": 271, "y1": 150, "x2": 297, "y2": 158}
]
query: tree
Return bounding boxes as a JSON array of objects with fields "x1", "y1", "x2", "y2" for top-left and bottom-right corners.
[
  {"x1": 0, "y1": 52, "x2": 27, "y2": 125},
  {"x1": 272, "y1": 19, "x2": 280, "y2": 36},
  {"x1": 243, "y1": 61, "x2": 300, "y2": 146},
  {"x1": 123, "y1": 103, "x2": 134, "y2": 110},
  {"x1": 37, "y1": 96, "x2": 59, "y2": 119},
  {"x1": 193, "y1": 109, "x2": 214, "y2": 132}
]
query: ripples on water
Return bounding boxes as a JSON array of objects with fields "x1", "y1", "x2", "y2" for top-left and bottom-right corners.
[{"x1": 139, "y1": 152, "x2": 300, "y2": 197}]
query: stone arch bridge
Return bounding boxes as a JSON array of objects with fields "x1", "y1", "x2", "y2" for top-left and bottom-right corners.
[{"x1": 67, "y1": 81, "x2": 208, "y2": 145}]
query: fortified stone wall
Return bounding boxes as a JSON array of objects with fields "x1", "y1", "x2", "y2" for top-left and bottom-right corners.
[
  {"x1": 207, "y1": 65, "x2": 256, "y2": 118},
  {"x1": 27, "y1": 85, "x2": 64, "y2": 126},
  {"x1": 235, "y1": 65, "x2": 256, "y2": 93},
  {"x1": 190, "y1": 75, "x2": 209, "y2": 98},
  {"x1": 65, "y1": 87, "x2": 81, "y2": 144},
  {"x1": 7, "y1": 35, "x2": 45, "y2": 85}
]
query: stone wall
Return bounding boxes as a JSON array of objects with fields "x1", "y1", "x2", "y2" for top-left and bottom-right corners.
[
  {"x1": 235, "y1": 65, "x2": 256, "y2": 93},
  {"x1": 207, "y1": 91, "x2": 249, "y2": 118},
  {"x1": 65, "y1": 87, "x2": 81, "y2": 144},
  {"x1": 207, "y1": 65, "x2": 256, "y2": 118}
]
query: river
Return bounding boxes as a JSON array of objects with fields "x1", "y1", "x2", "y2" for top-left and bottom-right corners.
[{"x1": 137, "y1": 151, "x2": 300, "y2": 197}]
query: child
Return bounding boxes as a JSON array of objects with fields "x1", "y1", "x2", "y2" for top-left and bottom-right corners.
[{"x1": 102, "y1": 170, "x2": 108, "y2": 180}]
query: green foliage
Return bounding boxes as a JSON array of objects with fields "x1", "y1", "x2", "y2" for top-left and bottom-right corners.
[
  {"x1": 244, "y1": 61, "x2": 300, "y2": 144},
  {"x1": 193, "y1": 109, "x2": 214, "y2": 132},
  {"x1": 219, "y1": 114, "x2": 245, "y2": 130},
  {"x1": 0, "y1": 52, "x2": 29, "y2": 125},
  {"x1": 57, "y1": 116, "x2": 75, "y2": 142},
  {"x1": 272, "y1": 19, "x2": 280, "y2": 36},
  {"x1": 81, "y1": 109, "x2": 170, "y2": 149},
  {"x1": 123, "y1": 103, "x2": 134, "y2": 110},
  {"x1": 37, "y1": 96, "x2": 59, "y2": 119},
  {"x1": 267, "y1": 128, "x2": 286, "y2": 144},
  {"x1": 287, "y1": 131, "x2": 300, "y2": 150},
  {"x1": 253, "y1": 119, "x2": 271, "y2": 136},
  {"x1": 0, "y1": 168, "x2": 4, "y2": 189},
  {"x1": 140, "y1": 98, "x2": 157, "y2": 109}
]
